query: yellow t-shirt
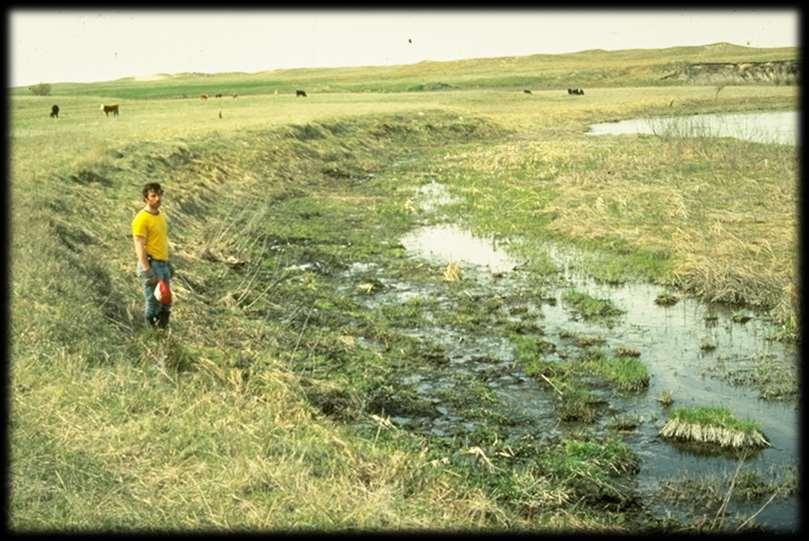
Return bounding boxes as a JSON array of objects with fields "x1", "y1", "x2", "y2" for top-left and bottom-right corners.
[{"x1": 131, "y1": 209, "x2": 169, "y2": 261}]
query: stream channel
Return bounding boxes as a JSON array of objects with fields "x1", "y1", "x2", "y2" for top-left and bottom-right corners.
[{"x1": 337, "y1": 180, "x2": 797, "y2": 530}]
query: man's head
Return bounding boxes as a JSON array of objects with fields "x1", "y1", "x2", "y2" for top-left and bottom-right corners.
[{"x1": 142, "y1": 182, "x2": 163, "y2": 210}]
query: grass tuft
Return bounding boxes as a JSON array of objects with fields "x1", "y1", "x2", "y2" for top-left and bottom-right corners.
[
  {"x1": 562, "y1": 290, "x2": 625, "y2": 321},
  {"x1": 659, "y1": 407, "x2": 769, "y2": 449}
]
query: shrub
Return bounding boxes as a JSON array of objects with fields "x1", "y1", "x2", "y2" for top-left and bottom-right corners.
[{"x1": 28, "y1": 83, "x2": 52, "y2": 96}]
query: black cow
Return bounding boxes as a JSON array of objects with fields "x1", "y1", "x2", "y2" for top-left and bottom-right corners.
[
  {"x1": 50, "y1": 104, "x2": 60, "y2": 119},
  {"x1": 523, "y1": 89, "x2": 532, "y2": 94},
  {"x1": 567, "y1": 87, "x2": 584, "y2": 95},
  {"x1": 296, "y1": 89, "x2": 307, "y2": 97},
  {"x1": 215, "y1": 93, "x2": 223, "y2": 98}
]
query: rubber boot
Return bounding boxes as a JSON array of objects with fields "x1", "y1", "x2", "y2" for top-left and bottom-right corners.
[{"x1": 157, "y1": 309, "x2": 171, "y2": 329}]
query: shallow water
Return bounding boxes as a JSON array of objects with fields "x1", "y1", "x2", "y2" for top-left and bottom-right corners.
[
  {"x1": 339, "y1": 179, "x2": 797, "y2": 530},
  {"x1": 542, "y1": 244, "x2": 798, "y2": 529},
  {"x1": 587, "y1": 110, "x2": 798, "y2": 146},
  {"x1": 393, "y1": 223, "x2": 797, "y2": 529},
  {"x1": 400, "y1": 223, "x2": 521, "y2": 274}
]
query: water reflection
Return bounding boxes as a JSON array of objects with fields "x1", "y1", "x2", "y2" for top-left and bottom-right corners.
[
  {"x1": 400, "y1": 224, "x2": 521, "y2": 273},
  {"x1": 588, "y1": 110, "x2": 798, "y2": 146}
]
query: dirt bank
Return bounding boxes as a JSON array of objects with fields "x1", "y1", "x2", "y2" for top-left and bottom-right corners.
[{"x1": 661, "y1": 60, "x2": 799, "y2": 85}]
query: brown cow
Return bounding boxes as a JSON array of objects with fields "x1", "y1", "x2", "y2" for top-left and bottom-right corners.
[
  {"x1": 100, "y1": 104, "x2": 119, "y2": 117},
  {"x1": 200, "y1": 94, "x2": 208, "y2": 101},
  {"x1": 215, "y1": 93, "x2": 223, "y2": 98}
]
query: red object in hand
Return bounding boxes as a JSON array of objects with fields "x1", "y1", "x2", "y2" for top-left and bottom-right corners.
[{"x1": 154, "y1": 279, "x2": 173, "y2": 305}]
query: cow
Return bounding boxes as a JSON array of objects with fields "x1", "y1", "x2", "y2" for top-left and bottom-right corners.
[
  {"x1": 233, "y1": 93, "x2": 238, "y2": 99},
  {"x1": 215, "y1": 93, "x2": 223, "y2": 98},
  {"x1": 218, "y1": 110, "x2": 222, "y2": 119},
  {"x1": 567, "y1": 87, "x2": 584, "y2": 95},
  {"x1": 296, "y1": 89, "x2": 307, "y2": 97},
  {"x1": 50, "y1": 104, "x2": 60, "y2": 119},
  {"x1": 100, "y1": 104, "x2": 119, "y2": 117},
  {"x1": 200, "y1": 94, "x2": 208, "y2": 101},
  {"x1": 523, "y1": 89, "x2": 532, "y2": 94}
]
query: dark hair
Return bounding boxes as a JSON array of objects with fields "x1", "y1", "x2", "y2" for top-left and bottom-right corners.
[{"x1": 142, "y1": 182, "x2": 163, "y2": 199}]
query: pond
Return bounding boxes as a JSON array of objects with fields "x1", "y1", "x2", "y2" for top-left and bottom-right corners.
[{"x1": 587, "y1": 110, "x2": 798, "y2": 146}]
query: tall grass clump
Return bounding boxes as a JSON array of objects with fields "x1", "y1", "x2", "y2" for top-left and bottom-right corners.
[
  {"x1": 582, "y1": 352, "x2": 650, "y2": 393},
  {"x1": 538, "y1": 436, "x2": 639, "y2": 506},
  {"x1": 659, "y1": 407, "x2": 769, "y2": 450}
]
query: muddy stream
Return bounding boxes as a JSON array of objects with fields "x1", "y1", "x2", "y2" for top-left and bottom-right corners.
[{"x1": 339, "y1": 181, "x2": 798, "y2": 530}]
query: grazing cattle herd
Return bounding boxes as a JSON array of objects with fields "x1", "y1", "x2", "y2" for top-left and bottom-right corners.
[
  {"x1": 48, "y1": 86, "x2": 591, "y2": 121},
  {"x1": 100, "y1": 104, "x2": 119, "y2": 117},
  {"x1": 521, "y1": 87, "x2": 586, "y2": 96}
]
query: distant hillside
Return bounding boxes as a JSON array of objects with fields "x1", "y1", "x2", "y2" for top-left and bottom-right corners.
[{"x1": 11, "y1": 42, "x2": 798, "y2": 99}]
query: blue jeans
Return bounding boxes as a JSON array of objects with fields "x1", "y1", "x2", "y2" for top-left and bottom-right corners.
[{"x1": 136, "y1": 259, "x2": 172, "y2": 321}]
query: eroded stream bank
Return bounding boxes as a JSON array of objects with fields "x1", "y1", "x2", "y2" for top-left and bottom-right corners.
[
  {"x1": 125, "y1": 114, "x2": 794, "y2": 530},
  {"x1": 335, "y1": 180, "x2": 797, "y2": 530}
]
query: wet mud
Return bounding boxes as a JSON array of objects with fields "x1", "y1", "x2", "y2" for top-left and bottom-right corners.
[{"x1": 337, "y1": 180, "x2": 798, "y2": 530}]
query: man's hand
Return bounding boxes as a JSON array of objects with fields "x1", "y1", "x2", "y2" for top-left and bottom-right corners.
[{"x1": 143, "y1": 267, "x2": 158, "y2": 286}]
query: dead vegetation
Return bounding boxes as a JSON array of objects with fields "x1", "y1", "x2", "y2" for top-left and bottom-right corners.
[{"x1": 659, "y1": 408, "x2": 769, "y2": 450}]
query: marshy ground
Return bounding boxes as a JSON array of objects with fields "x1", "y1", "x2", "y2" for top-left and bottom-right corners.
[{"x1": 10, "y1": 60, "x2": 799, "y2": 532}]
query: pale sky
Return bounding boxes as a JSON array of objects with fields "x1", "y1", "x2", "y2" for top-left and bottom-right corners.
[{"x1": 9, "y1": 9, "x2": 800, "y2": 88}]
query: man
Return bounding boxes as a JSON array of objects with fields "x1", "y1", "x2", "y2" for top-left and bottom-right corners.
[{"x1": 132, "y1": 182, "x2": 172, "y2": 328}]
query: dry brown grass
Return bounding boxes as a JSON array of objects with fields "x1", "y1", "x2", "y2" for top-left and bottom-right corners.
[{"x1": 659, "y1": 418, "x2": 769, "y2": 449}]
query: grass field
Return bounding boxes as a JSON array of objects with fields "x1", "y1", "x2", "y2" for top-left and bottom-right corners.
[{"x1": 9, "y1": 44, "x2": 799, "y2": 531}]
